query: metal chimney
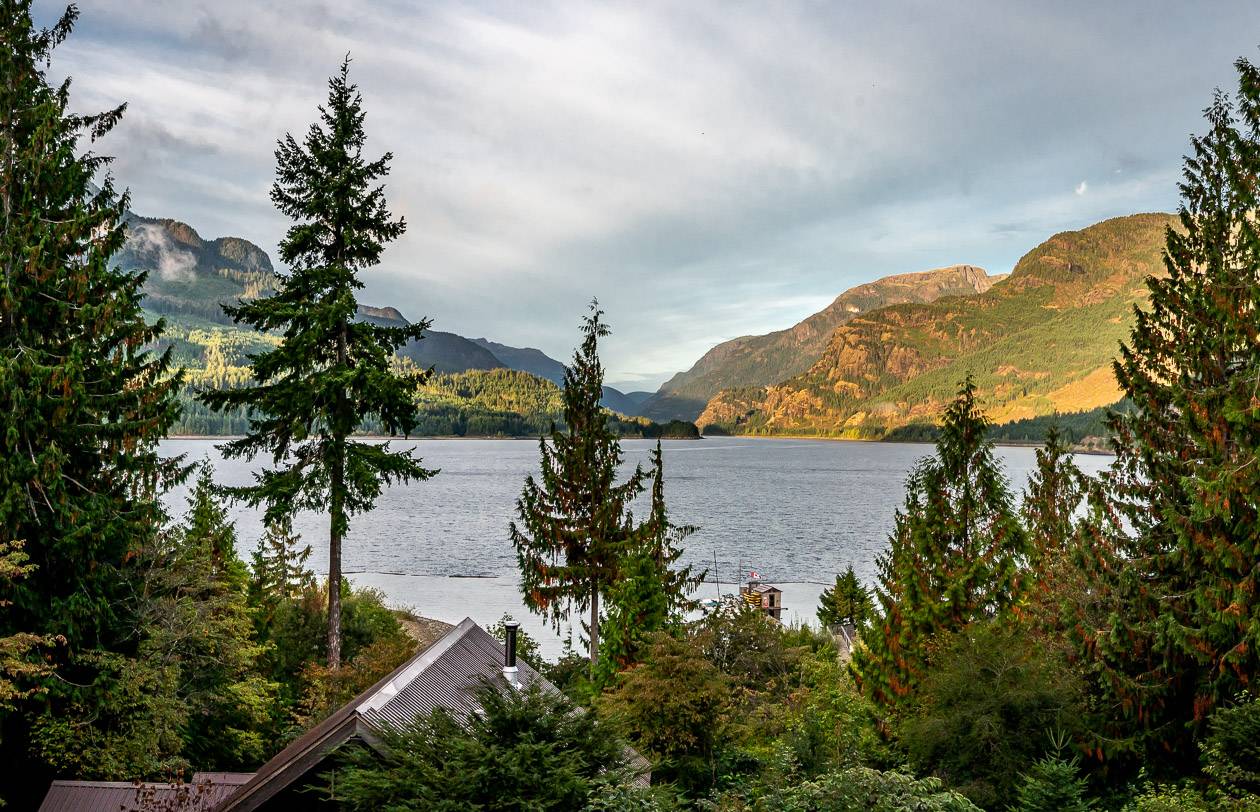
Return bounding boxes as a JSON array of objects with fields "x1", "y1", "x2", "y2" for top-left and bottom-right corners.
[{"x1": 503, "y1": 620, "x2": 520, "y2": 688}]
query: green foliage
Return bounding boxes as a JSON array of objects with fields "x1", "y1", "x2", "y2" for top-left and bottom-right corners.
[
  {"x1": 854, "y1": 378, "x2": 1028, "y2": 708},
  {"x1": 896, "y1": 621, "x2": 1087, "y2": 808},
  {"x1": 512, "y1": 302, "x2": 649, "y2": 668},
  {"x1": 599, "y1": 631, "x2": 733, "y2": 799},
  {"x1": 1081, "y1": 58, "x2": 1260, "y2": 765},
  {"x1": 201, "y1": 59, "x2": 435, "y2": 667},
  {"x1": 707, "y1": 765, "x2": 983, "y2": 812},
  {"x1": 28, "y1": 649, "x2": 185, "y2": 781},
  {"x1": 1012, "y1": 755, "x2": 1096, "y2": 812},
  {"x1": 138, "y1": 465, "x2": 276, "y2": 769},
  {"x1": 0, "y1": 541, "x2": 53, "y2": 711},
  {"x1": 327, "y1": 683, "x2": 642, "y2": 810},
  {"x1": 1022, "y1": 424, "x2": 1088, "y2": 560},
  {"x1": 775, "y1": 648, "x2": 887, "y2": 778},
  {"x1": 597, "y1": 442, "x2": 701, "y2": 686},
  {"x1": 818, "y1": 565, "x2": 873, "y2": 628},
  {"x1": 1204, "y1": 696, "x2": 1260, "y2": 798},
  {"x1": 0, "y1": 4, "x2": 183, "y2": 799}
]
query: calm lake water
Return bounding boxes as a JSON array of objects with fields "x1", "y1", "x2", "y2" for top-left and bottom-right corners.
[{"x1": 161, "y1": 437, "x2": 1113, "y2": 655}]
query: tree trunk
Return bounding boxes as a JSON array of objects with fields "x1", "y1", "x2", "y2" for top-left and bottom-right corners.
[
  {"x1": 328, "y1": 321, "x2": 349, "y2": 669},
  {"x1": 328, "y1": 449, "x2": 344, "y2": 669},
  {"x1": 589, "y1": 581, "x2": 600, "y2": 667}
]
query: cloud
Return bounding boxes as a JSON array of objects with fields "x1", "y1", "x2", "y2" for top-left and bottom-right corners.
[
  {"x1": 1075, "y1": 180, "x2": 1089, "y2": 196},
  {"x1": 48, "y1": 0, "x2": 1260, "y2": 389},
  {"x1": 125, "y1": 223, "x2": 197, "y2": 282}
]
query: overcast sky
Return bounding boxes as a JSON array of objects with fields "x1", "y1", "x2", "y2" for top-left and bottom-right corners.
[{"x1": 43, "y1": 1, "x2": 1260, "y2": 390}]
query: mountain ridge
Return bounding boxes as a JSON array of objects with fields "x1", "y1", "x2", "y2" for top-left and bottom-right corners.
[
  {"x1": 640, "y1": 264, "x2": 999, "y2": 421},
  {"x1": 697, "y1": 212, "x2": 1177, "y2": 436}
]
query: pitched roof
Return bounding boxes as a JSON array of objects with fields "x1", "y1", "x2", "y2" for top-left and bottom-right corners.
[
  {"x1": 215, "y1": 617, "x2": 544, "y2": 812},
  {"x1": 746, "y1": 583, "x2": 781, "y2": 594},
  {"x1": 39, "y1": 774, "x2": 252, "y2": 812}
]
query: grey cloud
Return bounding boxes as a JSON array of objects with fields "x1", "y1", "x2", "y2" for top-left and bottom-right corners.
[{"x1": 51, "y1": 0, "x2": 1260, "y2": 389}]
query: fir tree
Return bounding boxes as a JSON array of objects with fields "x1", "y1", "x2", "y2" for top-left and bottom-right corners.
[
  {"x1": 818, "y1": 565, "x2": 873, "y2": 629},
  {"x1": 1078, "y1": 57, "x2": 1260, "y2": 761},
  {"x1": 139, "y1": 466, "x2": 275, "y2": 770},
  {"x1": 202, "y1": 59, "x2": 435, "y2": 668},
  {"x1": 512, "y1": 301, "x2": 646, "y2": 670},
  {"x1": 596, "y1": 442, "x2": 700, "y2": 685},
  {"x1": 1011, "y1": 755, "x2": 1095, "y2": 812},
  {"x1": 0, "y1": 3, "x2": 181, "y2": 797},
  {"x1": 1082, "y1": 59, "x2": 1260, "y2": 762},
  {"x1": 1022, "y1": 424, "x2": 1087, "y2": 560},
  {"x1": 248, "y1": 515, "x2": 315, "y2": 613},
  {"x1": 853, "y1": 377, "x2": 1027, "y2": 708}
]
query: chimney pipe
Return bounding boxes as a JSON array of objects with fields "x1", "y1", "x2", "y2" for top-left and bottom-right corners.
[{"x1": 503, "y1": 620, "x2": 520, "y2": 688}]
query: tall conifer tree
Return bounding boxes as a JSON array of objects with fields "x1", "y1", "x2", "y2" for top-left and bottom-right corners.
[
  {"x1": 0, "y1": 3, "x2": 182, "y2": 796},
  {"x1": 203, "y1": 59, "x2": 434, "y2": 668},
  {"x1": 853, "y1": 378, "x2": 1027, "y2": 708},
  {"x1": 1082, "y1": 58, "x2": 1260, "y2": 761},
  {"x1": 512, "y1": 301, "x2": 646, "y2": 669}
]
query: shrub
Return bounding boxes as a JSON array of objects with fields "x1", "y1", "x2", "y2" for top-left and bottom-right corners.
[{"x1": 896, "y1": 620, "x2": 1086, "y2": 807}]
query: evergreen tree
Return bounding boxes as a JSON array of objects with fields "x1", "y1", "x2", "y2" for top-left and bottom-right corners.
[
  {"x1": 0, "y1": 2, "x2": 181, "y2": 797},
  {"x1": 818, "y1": 565, "x2": 873, "y2": 629},
  {"x1": 248, "y1": 515, "x2": 315, "y2": 614},
  {"x1": 138, "y1": 465, "x2": 275, "y2": 770},
  {"x1": 512, "y1": 301, "x2": 646, "y2": 670},
  {"x1": 1012, "y1": 755, "x2": 1095, "y2": 812},
  {"x1": 853, "y1": 378, "x2": 1027, "y2": 708},
  {"x1": 597, "y1": 442, "x2": 700, "y2": 685},
  {"x1": 1022, "y1": 424, "x2": 1087, "y2": 560},
  {"x1": 1083, "y1": 59, "x2": 1260, "y2": 762},
  {"x1": 202, "y1": 59, "x2": 435, "y2": 668}
]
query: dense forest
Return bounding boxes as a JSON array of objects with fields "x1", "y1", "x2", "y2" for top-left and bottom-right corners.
[{"x1": 5, "y1": 3, "x2": 1260, "y2": 811}]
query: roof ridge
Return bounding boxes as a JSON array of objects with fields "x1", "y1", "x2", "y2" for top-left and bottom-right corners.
[{"x1": 356, "y1": 617, "x2": 478, "y2": 714}]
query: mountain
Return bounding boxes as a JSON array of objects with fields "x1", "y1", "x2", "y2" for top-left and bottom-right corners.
[
  {"x1": 640, "y1": 264, "x2": 999, "y2": 421},
  {"x1": 470, "y1": 338, "x2": 566, "y2": 384},
  {"x1": 358, "y1": 307, "x2": 505, "y2": 374},
  {"x1": 698, "y1": 213, "x2": 1177, "y2": 437},
  {"x1": 120, "y1": 214, "x2": 661, "y2": 431},
  {"x1": 117, "y1": 215, "x2": 279, "y2": 326},
  {"x1": 469, "y1": 337, "x2": 651, "y2": 415},
  {"x1": 599, "y1": 387, "x2": 654, "y2": 416}
]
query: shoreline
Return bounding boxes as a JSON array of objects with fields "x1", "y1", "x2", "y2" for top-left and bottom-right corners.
[{"x1": 165, "y1": 432, "x2": 1114, "y2": 454}]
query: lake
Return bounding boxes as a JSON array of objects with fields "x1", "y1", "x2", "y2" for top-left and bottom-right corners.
[{"x1": 162, "y1": 437, "x2": 1113, "y2": 656}]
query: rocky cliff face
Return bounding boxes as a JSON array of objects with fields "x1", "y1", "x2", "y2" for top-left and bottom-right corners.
[
  {"x1": 697, "y1": 213, "x2": 1177, "y2": 436},
  {"x1": 641, "y1": 264, "x2": 998, "y2": 421}
]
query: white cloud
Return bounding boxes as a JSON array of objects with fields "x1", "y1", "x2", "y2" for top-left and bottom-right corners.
[{"x1": 1075, "y1": 180, "x2": 1089, "y2": 196}]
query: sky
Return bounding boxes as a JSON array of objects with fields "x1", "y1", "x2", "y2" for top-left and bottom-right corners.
[{"x1": 42, "y1": 1, "x2": 1260, "y2": 391}]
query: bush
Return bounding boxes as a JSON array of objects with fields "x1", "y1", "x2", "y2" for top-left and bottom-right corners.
[
  {"x1": 896, "y1": 620, "x2": 1087, "y2": 807},
  {"x1": 598, "y1": 632, "x2": 733, "y2": 799},
  {"x1": 1204, "y1": 695, "x2": 1260, "y2": 797},
  {"x1": 706, "y1": 765, "x2": 982, "y2": 811}
]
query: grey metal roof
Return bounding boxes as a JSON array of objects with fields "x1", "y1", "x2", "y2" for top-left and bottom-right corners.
[
  {"x1": 215, "y1": 617, "x2": 546, "y2": 812},
  {"x1": 39, "y1": 774, "x2": 252, "y2": 812}
]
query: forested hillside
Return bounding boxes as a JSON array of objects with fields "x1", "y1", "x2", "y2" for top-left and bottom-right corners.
[
  {"x1": 641, "y1": 264, "x2": 998, "y2": 421},
  {"x1": 699, "y1": 213, "x2": 1176, "y2": 437}
]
